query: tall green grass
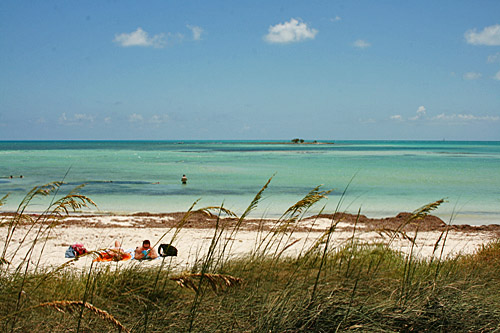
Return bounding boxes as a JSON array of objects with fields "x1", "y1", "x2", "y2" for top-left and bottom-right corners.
[{"x1": 1, "y1": 180, "x2": 499, "y2": 332}]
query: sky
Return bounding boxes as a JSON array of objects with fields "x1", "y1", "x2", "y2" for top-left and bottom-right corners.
[{"x1": 0, "y1": 1, "x2": 499, "y2": 141}]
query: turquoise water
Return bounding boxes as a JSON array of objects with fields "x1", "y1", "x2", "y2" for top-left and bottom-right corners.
[{"x1": 1, "y1": 141, "x2": 499, "y2": 225}]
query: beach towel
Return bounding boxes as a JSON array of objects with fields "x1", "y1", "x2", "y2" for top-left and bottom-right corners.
[{"x1": 93, "y1": 249, "x2": 132, "y2": 262}]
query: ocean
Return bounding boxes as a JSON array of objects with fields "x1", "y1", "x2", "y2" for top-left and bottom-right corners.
[{"x1": 1, "y1": 140, "x2": 499, "y2": 225}]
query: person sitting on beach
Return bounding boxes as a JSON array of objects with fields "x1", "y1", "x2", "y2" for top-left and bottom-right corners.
[{"x1": 135, "y1": 240, "x2": 158, "y2": 260}]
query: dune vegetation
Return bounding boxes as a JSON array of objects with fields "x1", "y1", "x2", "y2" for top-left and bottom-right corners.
[{"x1": 1, "y1": 179, "x2": 499, "y2": 332}]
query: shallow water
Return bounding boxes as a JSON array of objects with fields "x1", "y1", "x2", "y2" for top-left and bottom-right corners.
[{"x1": 1, "y1": 140, "x2": 499, "y2": 225}]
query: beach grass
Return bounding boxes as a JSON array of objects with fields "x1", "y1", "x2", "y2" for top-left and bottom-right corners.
[{"x1": 1, "y1": 181, "x2": 500, "y2": 332}]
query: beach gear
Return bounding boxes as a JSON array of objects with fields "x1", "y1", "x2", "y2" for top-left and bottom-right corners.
[
  {"x1": 158, "y1": 244, "x2": 178, "y2": 257},
  {"x1": 65, "y1": 243, "x2": 88, "y2": 258},
  {"x1": 65, "y1": 246, "x2": 75, "y2": 258},
  {"x1": 73, "y1": 243, "x2": 87, "y2": 256}
]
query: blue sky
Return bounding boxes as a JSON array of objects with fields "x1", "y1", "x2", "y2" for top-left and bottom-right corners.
[{"x1": 1, "y1": 1, "x2": 499, "y2": 140}]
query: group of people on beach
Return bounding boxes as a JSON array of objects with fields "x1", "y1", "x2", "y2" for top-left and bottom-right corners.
[
  {"x1": 66, "y1": 239, "x2": 159, "y2": 261},
  {"x1": 104, "y1": 240, "x2": 159, "y2": 261}
]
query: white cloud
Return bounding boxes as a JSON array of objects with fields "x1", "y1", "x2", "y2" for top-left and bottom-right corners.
[
  {"x1": 128, "y1": 113, "x2": 144, "y2": 122},
  {"x1": 264, "y1": 18, "x2": 318, "y2": 44},
  {"x1": 187, "y1": 25, "x2": 204, "y2": 41},
  {"x1": 114, "y1": 27, "x2": 166, "y2": 48},
  {"x1": 465, "y1": 24, "x2": 500, "y2": 46},
  {"x1": 463, "y1": 72, "x2": 482, "y2": 80},
  {"x1": 390, "y1": 115, "x2": 403, "y2": 121},
  {"x1": 331, "y1": 16, "x2": 341, "y2": 22},
  {"x1": 353, "y1": 39, "x2": 371, "y2": 49},
  {"x1": 487, "y1": 52, "x2": 500, "y2": 63},
  {"x1": 417, "y1": 106, "x2": 426, "y2": 114},
  {"x1": 494, "y1": 70, "x2": 500, "y2": 80},
  {"x1": 409, "y1": 106, "x2": 426, "y2": 121},
  {"x1": 59, "y1": 113, "x2": 95, "y2": 125}
]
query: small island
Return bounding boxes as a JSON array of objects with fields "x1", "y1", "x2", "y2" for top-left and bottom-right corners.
[
  {"x1": 289, "y1": 138, "x2": 334, "y2": 144},
  {"x1": 254, "y1": 139, "x2": 334, "y2": 145}
]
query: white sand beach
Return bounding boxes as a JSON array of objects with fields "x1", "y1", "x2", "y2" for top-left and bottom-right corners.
[{"x1": 2, "y1": 213, "x2": 498, "y2": 272}]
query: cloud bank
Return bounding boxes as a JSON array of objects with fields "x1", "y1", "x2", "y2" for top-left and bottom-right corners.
[
  {"x1": 390, "y1": 106, "x2": 499, "y2": 123},
  {"x1": 128, "y1": 113, "x2": 169, "y2": 124},
  {"x1": 264, "y1": 18, "x2": 318, "y2": 44},
  {"x1": 59, "y1": 113, "x2": 95, "y2": 125},
  {"x1": 432, "y1": 114, "x2": 499, "y2": 122}
]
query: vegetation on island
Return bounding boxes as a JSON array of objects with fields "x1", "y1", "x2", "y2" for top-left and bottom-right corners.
[
  {"x1": 291, "y1": 138, "x2": 305, "y2": 143},
  {"x1": 1, "y1": 180, "x2": 499, "y2": 332},
  {"x1": 291, "y1": 138, "x2": 323, "y2": 144}
]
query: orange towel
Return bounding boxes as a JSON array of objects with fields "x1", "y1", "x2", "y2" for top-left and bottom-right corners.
[{"x1": 93, "y1": 250, "x2": 132, "y2": 262}]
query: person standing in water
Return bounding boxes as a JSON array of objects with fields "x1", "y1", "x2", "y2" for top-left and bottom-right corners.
[{"x1": 181, "y1": 174, "x2": 188, "y2": 184}]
